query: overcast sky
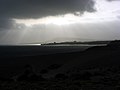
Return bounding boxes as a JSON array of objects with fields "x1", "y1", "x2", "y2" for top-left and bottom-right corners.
[{"x1": 0, "y1": 0, "x2": 120, "y2": 45}]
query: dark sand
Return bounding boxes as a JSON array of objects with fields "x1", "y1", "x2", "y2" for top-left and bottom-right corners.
[
  {"x1": 0, "y1": 45, "x2": 89, "y2": 77},
  {"x1": 0, "y1": 41, "x2": 120, "y2": 89}
]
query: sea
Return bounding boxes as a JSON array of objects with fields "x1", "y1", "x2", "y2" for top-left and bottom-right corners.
[{"x1": 0, "y1": 44, "x2": 106, "y2": 58}]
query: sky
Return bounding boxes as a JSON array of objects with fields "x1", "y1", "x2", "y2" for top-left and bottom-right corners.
[{"x1": 0, "y1": 0, "x2": 120, "y2": 45}]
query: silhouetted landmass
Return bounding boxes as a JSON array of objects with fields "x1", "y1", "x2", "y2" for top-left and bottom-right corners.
[
  {"x1": 41, "y1": 40, "x2": 111, "y2": 45},
  {"x1": 0, "y1": 40, "x2": 120, "y2": 89},
  {"x1": 107, "y1": 40, "x2": 120, "y2": 47}
]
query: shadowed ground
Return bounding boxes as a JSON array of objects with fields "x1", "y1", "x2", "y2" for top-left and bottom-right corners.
[{"x1": 0, "y1": 40, "x2": 120, "y2": 89}]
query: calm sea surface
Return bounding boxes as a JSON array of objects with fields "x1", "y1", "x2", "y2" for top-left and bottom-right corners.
[{"x1": 0, "y1": 44, "x2": 106, "y2": 58}]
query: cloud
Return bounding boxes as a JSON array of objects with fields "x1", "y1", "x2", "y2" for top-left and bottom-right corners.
[
  {"x1": 107, "y1": 0, "x2": 120, "y2": 1},
  {"x1": 0, "y1": 18, "x2": 26, "y2": 30},
  {"x1": 0, "y1": 0, "x2": 95, "y2": 19},
  {"x1": 0, "y1": 18, "x2": 15, "y2": 30},
  {"x1": 0, "y1": 0, "x2": 95, "y2": 30},
  {"x1": 118, "y1": 16, "x2": 120, "y2": 19}
]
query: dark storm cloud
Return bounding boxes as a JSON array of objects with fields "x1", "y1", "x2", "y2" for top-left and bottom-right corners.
[
  {"x1": 0, "y1": 18, "x2": 15, "y2": 30},
  {"x1": 0, "y1": 0, "x2": 95, "y2": 30},
  {"x1": 0, "y1": 18, "x2": 26, "y2": 30},
  {"x1": 0, "y1": 0, "x2": 95, "y2": 19}
]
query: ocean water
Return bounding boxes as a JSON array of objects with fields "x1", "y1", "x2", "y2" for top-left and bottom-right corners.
[{"x1": 0, "y1": 44, "x2": 106, "y2": 58}]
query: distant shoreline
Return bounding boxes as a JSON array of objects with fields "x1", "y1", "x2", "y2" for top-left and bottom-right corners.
[
  {"x1": 0, "y1": 40, "x2": 110, "y2": 46},
  {"x1": 0, "y1": 44, "x2": 107, "y2": 47}
]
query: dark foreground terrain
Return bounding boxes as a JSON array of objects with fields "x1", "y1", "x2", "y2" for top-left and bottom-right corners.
[{"x1": 0, "y1": 40, "x2": 120, "y2": 90}]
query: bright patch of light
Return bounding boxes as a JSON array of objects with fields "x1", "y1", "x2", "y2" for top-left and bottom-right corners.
[{"x1": 13, "y1": 14, "x2": 77, "y2": 26}]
